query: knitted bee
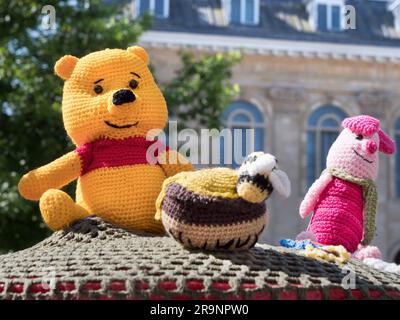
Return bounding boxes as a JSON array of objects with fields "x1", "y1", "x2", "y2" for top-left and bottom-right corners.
[{"x1": 155, "y1": 152, "x2": 291, "y2": 251}]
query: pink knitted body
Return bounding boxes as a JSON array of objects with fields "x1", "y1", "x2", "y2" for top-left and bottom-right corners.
[
  {"x1": 309, "y1": 177, "x2": 364, "y2": 253},
  {"x1": 300, "y1": 115, "x2": 396, "y2": 252}
]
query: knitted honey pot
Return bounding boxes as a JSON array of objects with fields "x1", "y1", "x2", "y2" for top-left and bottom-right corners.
[
  {"x1": 155, "y1": 152, "x2": 291, "y2": 251},
  {"x1": 18, "y1": 46, "x2": 193, "y2": 232},
  {"x1": 298, "y1": 115, "x2": 396, "y2": 256}
]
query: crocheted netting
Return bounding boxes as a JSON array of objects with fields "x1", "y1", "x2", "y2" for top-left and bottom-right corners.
[{"x1": 0, "y1": 217, "x2": 399, "y2": 300}]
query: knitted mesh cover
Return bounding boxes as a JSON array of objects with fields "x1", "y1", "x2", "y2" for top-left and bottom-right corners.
[{"x1": 0, "y1": 217, "x2": 399, "y2": 300}]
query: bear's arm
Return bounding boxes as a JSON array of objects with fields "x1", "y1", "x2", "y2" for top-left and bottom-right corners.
[
  {"x1": 157, "y1": 150, "x2": 194, "y2": 178},
  {"x1": 18, "y1": 151, "x2": 82, "y2": 201}
]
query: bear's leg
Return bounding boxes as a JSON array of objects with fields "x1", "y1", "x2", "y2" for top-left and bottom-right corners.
[{"x1": 39, "y1": 189, "x2": 89, "y2": 230}]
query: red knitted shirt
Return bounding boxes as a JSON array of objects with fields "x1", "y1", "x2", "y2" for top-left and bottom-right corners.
[{"x1": 75, "y1": 137, "x2": 168, "y2": 176}]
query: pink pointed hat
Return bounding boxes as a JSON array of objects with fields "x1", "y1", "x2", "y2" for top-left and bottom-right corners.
[{"x1": 342, "y1": 115, "x2": 396, "y2": 155}]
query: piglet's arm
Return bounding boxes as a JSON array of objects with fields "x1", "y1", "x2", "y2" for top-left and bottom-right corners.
[
  {"x1": 299, "y1": 170, "x2": 332, "y2": 218},
  {"x1": 18, "y1": 151, "x2": 82, "y2": 201}
]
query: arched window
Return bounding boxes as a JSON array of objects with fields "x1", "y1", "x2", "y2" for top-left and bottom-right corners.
[
  {"x1": 395, "y1": 118, "x2": 400, "y2": 197},
  {"x1": 307, "y1": 105, "x2": 348, "y2": 186},
  {"x1": 222, "y1": 101, "x2": 265, "y2": 168}
]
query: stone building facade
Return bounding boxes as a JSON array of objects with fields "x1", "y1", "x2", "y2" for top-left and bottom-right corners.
[{"x1": 133, "y1": 0, "x2": 400, "y2": 261}]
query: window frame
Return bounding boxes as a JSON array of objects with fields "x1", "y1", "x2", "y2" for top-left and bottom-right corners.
[
  {"x1": 222, "y1": 100, "x2": 266, "y2": 168},
  {"x1": 306, "y1": 106, "x2": 348, "y2": 186},
  {"x1": 307, "y1": 0, "x2": 344, "y2": 32},
  {"x1": 223, "y1": 0, "x2": 260, "y2": 26},
  {"x1": 135, "y1": 0, "x2": 169, "y2": 19}
]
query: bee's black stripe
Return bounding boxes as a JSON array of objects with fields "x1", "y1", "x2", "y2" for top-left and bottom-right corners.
[{"x1": 237, "y1": 172, "x2": 273, "y2": 193}]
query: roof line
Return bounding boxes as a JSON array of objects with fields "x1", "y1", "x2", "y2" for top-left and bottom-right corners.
[
  {"x1": 389, "y1": 0, "x2": 400, "y2": 11},
  {"x1": 139, "y1": 31, "x2": 400, "y2": 64}
]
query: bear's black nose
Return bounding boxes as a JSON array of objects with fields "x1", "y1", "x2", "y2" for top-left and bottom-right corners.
[{"x1": 112, "y1": 89, "x2": 136, "y2": 106}]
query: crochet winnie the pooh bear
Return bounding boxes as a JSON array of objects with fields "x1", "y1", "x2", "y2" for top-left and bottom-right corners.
[{"x1": 18, "y1": 46, "x2": 193, "y2": 233}]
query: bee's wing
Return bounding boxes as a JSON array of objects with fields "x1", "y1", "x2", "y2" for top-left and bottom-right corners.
[{"x1": 269, "y1": 169, "x2": 291, "y2": 198}]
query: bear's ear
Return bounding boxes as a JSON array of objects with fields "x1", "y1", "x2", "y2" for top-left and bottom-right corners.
[
  {"x1": 54, "y1": 55, "x2": 79, "y2": 80},
  {"x1": 127, "y1": 46, "x2": 149, "y2": 65}
]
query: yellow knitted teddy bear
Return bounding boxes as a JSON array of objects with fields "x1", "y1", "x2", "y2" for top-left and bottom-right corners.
[{"x1": 18, "y1": 46, "x2": 193, "y2": 233}]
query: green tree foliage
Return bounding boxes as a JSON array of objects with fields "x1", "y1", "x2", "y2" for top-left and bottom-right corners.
[
  {"x1": 163, "y1": 51, "x2": 241, "y2": 129},
  {"x1": 0, "y1": 0, "x2": 150, "y2": 252}
]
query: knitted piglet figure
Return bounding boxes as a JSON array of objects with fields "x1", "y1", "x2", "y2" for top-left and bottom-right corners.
[{"x1": 299, "y1": 115, "x2": 396, "y2": 256}]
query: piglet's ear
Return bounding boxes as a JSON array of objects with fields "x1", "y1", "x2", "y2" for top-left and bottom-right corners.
[
  {"x1": 54, "y1": 55, "x2": 79, "y2": 80},
  {"x1": 127, "y1": 46, "x2": 149, "y2": 65},
  {"x1": 378, "y1": 128, "x2": 396, "y2": 155}
]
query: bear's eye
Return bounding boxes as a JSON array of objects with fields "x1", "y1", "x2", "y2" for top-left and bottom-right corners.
[
  {"x1": 94, "y1": 85, "x2": 103, "y2": 94},
  {"x1": 356, "y1": 134, "x2": 364, "y2": 140},
  {"x1": 129, "y1": 79, "x2": 139, "y2": 89}
]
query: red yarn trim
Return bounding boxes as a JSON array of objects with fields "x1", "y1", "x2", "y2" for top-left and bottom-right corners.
[
  {"x1": 56, "y1": 282, "x2": 76, "y2": 291},
  {"x1": 186, "y1": 280, "x2": 204, "y2": 291},
  {"x1": 135, "y1": 281, "x2": 149, "y2": 290},
  {"x1": 149, "y1": 294, "x2": 166, "y2": 300},
  {"x1": 198, "y1": 294, "x2": 220, "y2": 300},
  {"x1": 305, "y1": 289, "x2": 323, "y2": 300},
  {"x1": 386, "y1": 289, "x2": 400, "y2": 298},
  {"x1": 240, "y1": 283, "x2": 258, "y2": 290},
  {"x1": 2, "y1": 278, "x2": 398, "y2": 300},
  {"x1": 173, "y1": 295, "x2": 192, "y2": 300},
  {"x1": 279, "y1": 290, "x2": 298, "y2": 300},
  {"x1": 158, "y1": 281, "x2": 177, "y2": 291},
  {"x1": 265, "y1": 279, "x2": 280, "y2": 288},
  {"x1": 329, "y1": 288, "x2": 346, "y2": 300},
  {"x1": 30, "y1": 283, "x2": 50, "y2": 294},
  {"x1": 368, "y1": 289, "x2": 382, "y2": 298},
  {"x1": 351, "y1": 289, "x2": 364, "y2": 299},
  {"x1": 251, "y1": 292, "x2": 272, "y2": 300},
  {"x1": 83, "y1": 281, "x2": 102, "y2": 291},
  {"x1": 10, "y1": 283, "x2": 24, "y2": 294},
  {"x1": 225, "y1": 294, "x2": 244, "y2": 300},
  {"x1": 97, "y1": 295, "x2": 114, "y2": 300},
  {"x1": 109, "y1": 281, "x2": 126, "y2": 291},
  {"x1": 211, "y1": 281, "x2": 231, "y2": 291}
]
